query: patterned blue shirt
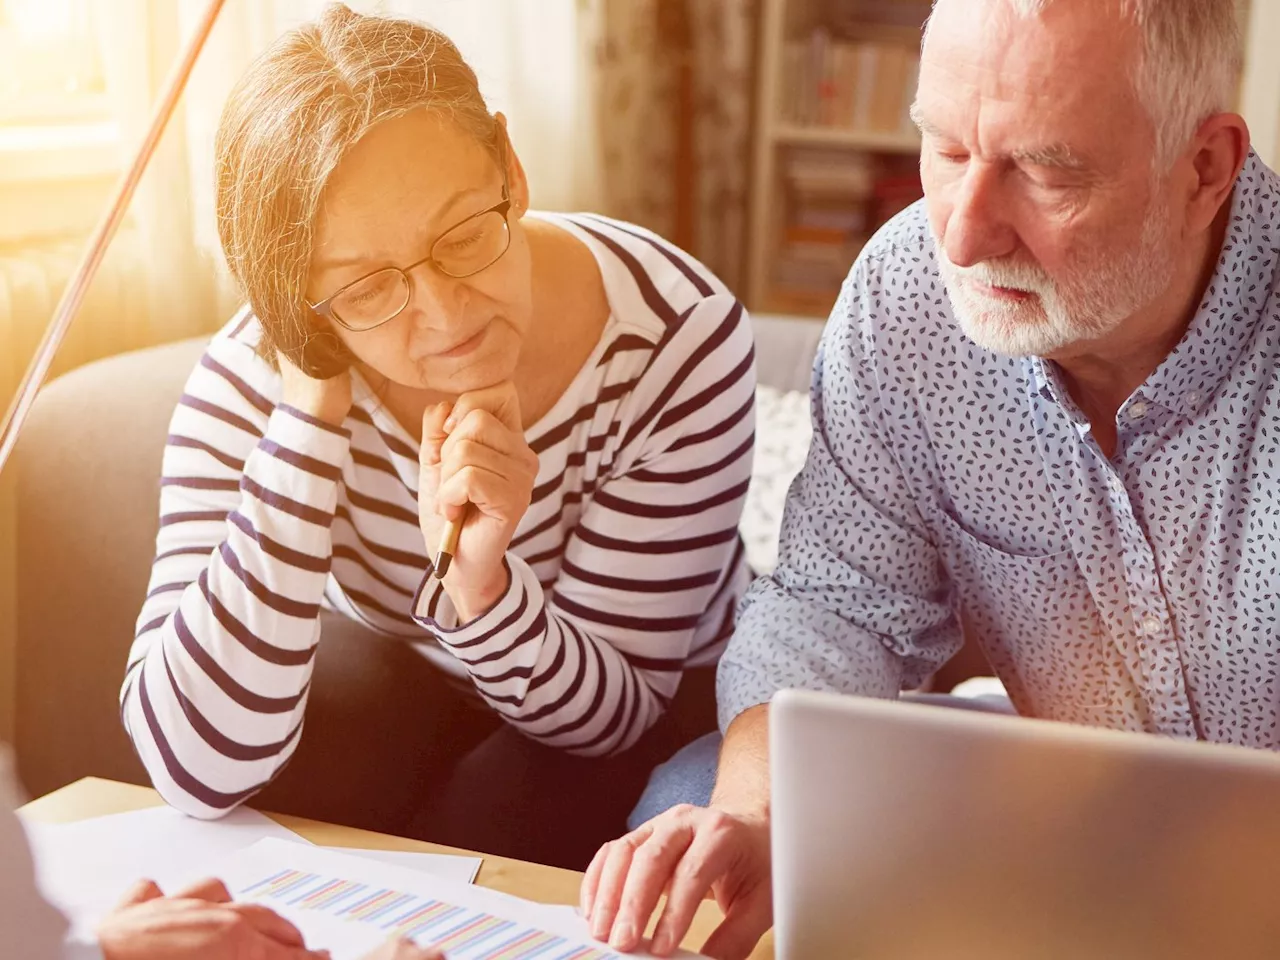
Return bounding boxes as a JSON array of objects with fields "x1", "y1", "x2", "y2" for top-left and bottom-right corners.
[{"x1": 719, "y1": 152, "x2": 1280, "y2": 746}]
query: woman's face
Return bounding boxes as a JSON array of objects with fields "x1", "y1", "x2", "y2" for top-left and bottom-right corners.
[{"x1": 306, "y1": 108, "x2": 533, "y2": 395}]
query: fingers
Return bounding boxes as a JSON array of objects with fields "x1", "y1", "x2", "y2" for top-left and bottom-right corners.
[
  {"x1": 115, "y1": 878, "x2": 164, "y2": 908},
  {"x1": 650, "y1": 813, "x2": 743, "y2": 955},
  {"x1": 230, "y1": 902, "x2": 308, "y2": 947},
  {"x1": 171, "y1": 877, "x2": 232, "y2": 903},
  {"x1": 581, "y1": 843, "x2": 609, "y2": 919},
  {"x1": 610, "y1": 818, "x2": 700, "y2": 952},
  {"x1": 442, "y1": 408, "x2": 532, "y2": 463},
  {"x1": 588, "y1": 824, "x2": 653, "y2": 943},
  {"x1": 446, "y1": 381, "x2": 522, "y2": 433},
  {"x1": 435, "y1": 463, "x2": 529, "y2": 523},
  {"x1": 698, "y1": 886, "x2": 774, "y2": 960}
]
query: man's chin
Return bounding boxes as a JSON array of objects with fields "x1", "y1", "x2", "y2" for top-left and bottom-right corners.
[{"x1": 955, "y1": 310, "x2": 1072, "y2": 359}]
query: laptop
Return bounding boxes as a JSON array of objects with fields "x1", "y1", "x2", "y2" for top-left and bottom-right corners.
[{"x1": 770, "y1": 689, "x2": 1280, "y2": 960}]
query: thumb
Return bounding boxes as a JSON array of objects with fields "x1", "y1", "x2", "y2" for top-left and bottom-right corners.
[
  {"x1": 419, "y1": 402, "x2": 452, "y2": 500},
  {"x1": 115, "y1": 879, "x2": 164, "y2": 909},
  {"x1": 420, "y1": 402, "x2": 452, "y2": 465}
]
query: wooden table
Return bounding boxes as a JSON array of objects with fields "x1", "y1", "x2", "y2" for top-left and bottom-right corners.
[{"x1": 21, "y1": 778, "x2": 774, "y2": 959}]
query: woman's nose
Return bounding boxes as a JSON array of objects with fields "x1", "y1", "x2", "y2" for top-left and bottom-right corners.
[{"x1": 405, "y1": 263, "x2": 469, "y2": 328}]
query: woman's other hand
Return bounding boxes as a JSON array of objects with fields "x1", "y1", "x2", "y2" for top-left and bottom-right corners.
[
  {"x1": 418, "y1": 381, "x2": 539, "y2": 621},
  {"x1": 277, "y1": 350, "x2": 353, "y2": 428}
]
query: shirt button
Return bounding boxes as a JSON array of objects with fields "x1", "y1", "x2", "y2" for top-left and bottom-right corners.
[
  {"x1": 1186, "y1": 390, "x2": 1202, "y2": 405},
  {"x1": 1141, "y1": 614, "x2": 1162, "y2": 636},
  {"x1": 1128, "y1": 401, "x2": 1148, "y2": 421}
]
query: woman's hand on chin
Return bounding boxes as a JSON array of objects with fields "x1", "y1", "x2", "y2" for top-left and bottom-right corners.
[
  {"x1": 418, "y1": 381, "x2": 539, "y2": 622},
  {"x1": 277, "y1": 350, "x2": 353, "y2": 428}
]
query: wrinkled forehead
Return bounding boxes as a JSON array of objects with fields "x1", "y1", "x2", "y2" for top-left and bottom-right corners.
[{"x1": 918, "y1": 0, "x2": 1147, "y2": 153}]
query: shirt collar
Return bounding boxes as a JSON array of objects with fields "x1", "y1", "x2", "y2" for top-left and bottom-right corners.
[
  {"x1": 1026, "y1": 151, "x2": 1277, "y2": 422},
  {"x1": 1138, "y1": 151, "x2": 1276, "y2": 420}
]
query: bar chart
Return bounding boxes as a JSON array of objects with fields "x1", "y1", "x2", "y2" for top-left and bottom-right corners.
[{"x1": 240, "y1": 865, "x2": 620, "y2": 960}]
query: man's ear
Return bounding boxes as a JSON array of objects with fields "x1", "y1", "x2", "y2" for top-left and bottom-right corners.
[{"x1": 1183, "y1": 113, "x2": 1250, "y2": 234}]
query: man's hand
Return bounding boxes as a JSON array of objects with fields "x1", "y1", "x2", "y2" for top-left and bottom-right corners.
[
  {"x1": 418, "y1": 382, "x2": 539, "y2": 621},
  {"x1": 580, "y1": 805, "x2": 773, "y2": 960},
  {"x1": 277, "y1": 350, "x2": 353, "y2": 428},
  {"x1": 97, "y1": 878, "x2": 331, "y2": 960},
  {"x1": 358, "y1": 938, "x2": 444, "y2": 959}
]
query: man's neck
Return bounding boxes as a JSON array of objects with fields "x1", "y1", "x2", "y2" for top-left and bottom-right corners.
[{"x1": 1049, "y1": 203, "x2": 1231, "y2": 458}]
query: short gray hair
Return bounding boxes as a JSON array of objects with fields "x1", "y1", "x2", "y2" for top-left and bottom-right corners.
[
  {"x1": 929, "y1": 0, "x2": 1243, "y2": 168},
  {"x1": 214, "y1": 2, "x2": 503, "y2": 372}
]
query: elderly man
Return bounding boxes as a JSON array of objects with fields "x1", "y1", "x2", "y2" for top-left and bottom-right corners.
[{"x1": 580, "y1": 0, "x2": 1260, "y2": 957}]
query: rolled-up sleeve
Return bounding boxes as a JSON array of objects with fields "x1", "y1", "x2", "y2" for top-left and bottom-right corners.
[{"x1": 716, "y1": 262, "x2": 962, "y2": 730}]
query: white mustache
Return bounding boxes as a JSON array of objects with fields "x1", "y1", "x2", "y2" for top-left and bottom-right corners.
[{"x1": 946, "y1": 259, "x2": 1055, "y2": 297}]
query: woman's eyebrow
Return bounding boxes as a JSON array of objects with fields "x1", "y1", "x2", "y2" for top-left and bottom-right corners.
[{"x1": 311, "y1": 184, "x2": 491, "y2": 273}]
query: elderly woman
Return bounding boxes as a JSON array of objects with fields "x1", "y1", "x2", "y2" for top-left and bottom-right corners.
[{"x1": 119, "y1": 3, "x2": 754, "y2": 869}]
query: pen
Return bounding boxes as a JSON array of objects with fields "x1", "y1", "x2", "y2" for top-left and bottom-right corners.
[{"x1": 433, "y1": 514, "x2": 464, "y2": 579}]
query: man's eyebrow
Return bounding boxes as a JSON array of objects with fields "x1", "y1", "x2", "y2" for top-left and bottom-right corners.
[
  {"x1": 1010, "y1": 143, "x2": 1087, "y2": 171},
  {"x1": 909, "y1": 102, "x2": 1086, "y2": 171},
  {"x1": 909, "y1": 101, "x2": 947, "y2": 140}
]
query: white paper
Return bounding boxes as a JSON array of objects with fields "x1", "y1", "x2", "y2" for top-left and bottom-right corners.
[
  {"x1": 323, "y1": 847, "x2": 482, "y2": 884},
  {"x1": 20, "y1": 805, "x2": 305, "y2": 937},
  {"x1": 216, "y1": 837, "x2": 705, "y2": 960},
  {"x1": 20, "y1": 806, "x2": 486, "y2": 938}
]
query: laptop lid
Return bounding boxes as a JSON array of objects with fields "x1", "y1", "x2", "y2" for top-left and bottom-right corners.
[{"x1": 770, "y1": 689, "x2": 1280, "y2": 960}]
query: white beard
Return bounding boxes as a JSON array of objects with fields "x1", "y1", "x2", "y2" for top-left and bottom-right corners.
[{"x1": 933, "y1": 200, "x2": 1175, "y2": 358}]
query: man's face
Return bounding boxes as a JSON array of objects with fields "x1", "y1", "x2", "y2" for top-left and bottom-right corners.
[{"x1": 916, "y1": 0, "x2": 1180, "y2": 359}]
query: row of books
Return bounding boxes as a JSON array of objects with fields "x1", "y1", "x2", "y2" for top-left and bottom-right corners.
[
  {"x1": 771, "y1": 147, "x2": 922, "y2": 305},
  {"x1": 779, "y1": 30, "x2": 919, "y2": 136}
]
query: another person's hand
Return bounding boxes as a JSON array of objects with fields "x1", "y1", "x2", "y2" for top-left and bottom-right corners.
[
  {"x1": 359, "y1": 938, "x2": 445, "y2": 959},
  {"x1": 277, "y1": 349, "x2": 353, "y2": 428},
  {"x1": 97, "y1": 878, "x2": 331, "y2": 960},
  {"x1": 581, "y1": 805, "x2": 773, "y2": 960},
  {"x1": 418, "y1": 382, "x2": 539, "y2": 620}
]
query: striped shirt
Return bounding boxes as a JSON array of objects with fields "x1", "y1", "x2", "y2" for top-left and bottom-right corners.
[{"x1": 120, "y1": 212, "x2": 757, "y2": 818}]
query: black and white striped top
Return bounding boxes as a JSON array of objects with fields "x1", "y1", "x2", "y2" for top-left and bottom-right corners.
[{"x1": 120, "y1": 212, "x2": 757, "y2": 818}]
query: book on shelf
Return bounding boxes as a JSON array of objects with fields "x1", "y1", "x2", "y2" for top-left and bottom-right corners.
[
  {"x1": 779, "y1": 27, "x2": 920, "y2": 137},
  {"x1": 769, "y1": 146, "x2": 922, "y2": 309}
]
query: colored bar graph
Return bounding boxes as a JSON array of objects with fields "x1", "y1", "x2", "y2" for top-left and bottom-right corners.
[{"x1": 237, "y1": 868, "x2": 621, "y2": 960}]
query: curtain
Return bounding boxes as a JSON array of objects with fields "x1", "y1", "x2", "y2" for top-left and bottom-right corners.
[{"x1": 593, "y1": 0, "x2": 756, "y2": 291}]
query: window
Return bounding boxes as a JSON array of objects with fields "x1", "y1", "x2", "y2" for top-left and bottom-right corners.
[
  {"x1": 0, "y1": 0, "x2": 118, "y2": 189},
  {"x1": 0, "y1": 0, "x2": 108, "y2": 122}
]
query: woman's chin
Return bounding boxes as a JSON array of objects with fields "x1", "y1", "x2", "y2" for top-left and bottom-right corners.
[{"x1": 407, "y1": 358, "x2": 518, "y2": 396}]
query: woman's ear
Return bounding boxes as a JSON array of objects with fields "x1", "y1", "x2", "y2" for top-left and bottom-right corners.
[{"x1": 494, "y1": 112, "x2": 531, "y2": 217}]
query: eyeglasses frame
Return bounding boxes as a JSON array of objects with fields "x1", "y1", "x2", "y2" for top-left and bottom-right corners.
[{"x1": 308, "y1": 180, "x2": 513, "y2": 333}]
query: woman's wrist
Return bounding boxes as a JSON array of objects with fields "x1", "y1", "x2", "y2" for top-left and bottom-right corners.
[{"x1": 443, "y1": 561, "x2": 511, "y2": 624}]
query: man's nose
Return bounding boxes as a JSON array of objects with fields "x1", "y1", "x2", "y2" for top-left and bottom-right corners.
[{"x1": 942, "y1": 163, "x2": 1018, "y2": 268}]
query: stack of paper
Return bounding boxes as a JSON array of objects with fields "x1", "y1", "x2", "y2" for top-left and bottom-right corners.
[{"x1": 20, "y1": 806, "x2": 481, "y2": 939}]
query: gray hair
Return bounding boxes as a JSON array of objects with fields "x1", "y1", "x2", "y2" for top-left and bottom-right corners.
[
  {"x1": 928, "y1": 0, "x2": 1243, "y2": 168},
  {"x1": 214, "y1": 2, "x2": 502, "y2": 373}
]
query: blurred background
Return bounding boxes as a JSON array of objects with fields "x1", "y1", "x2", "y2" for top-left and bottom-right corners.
[{"x1": 0, "y1": 0, "x2": 1275, "y2": 737}]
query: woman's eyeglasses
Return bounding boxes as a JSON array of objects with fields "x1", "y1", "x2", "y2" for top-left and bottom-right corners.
[{"x1": 309, "y1": 184, "x2": 513, "y2": 332}]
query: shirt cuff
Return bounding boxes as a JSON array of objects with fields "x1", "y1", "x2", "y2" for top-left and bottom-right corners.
[{"x1": 412, "y1": 555, "x2": 546, "y2": 666}]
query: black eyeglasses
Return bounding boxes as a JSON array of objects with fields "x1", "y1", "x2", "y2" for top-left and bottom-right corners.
[{"x1": 309, "y1": 183, "x2": 513, "y2": 332}]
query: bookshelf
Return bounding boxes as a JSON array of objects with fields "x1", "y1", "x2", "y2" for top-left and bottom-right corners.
[{"x1": 746, "y1": 0, "x2": 929, "y2": 316}]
